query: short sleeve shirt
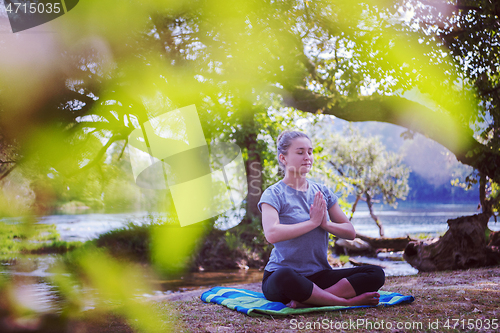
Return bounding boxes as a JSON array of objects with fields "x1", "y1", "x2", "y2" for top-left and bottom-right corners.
[{"x1": 258, "y1": 179, "x2": 338, "y2": 276}]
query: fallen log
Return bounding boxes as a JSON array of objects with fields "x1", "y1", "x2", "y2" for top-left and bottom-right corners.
[
  {"x1": 348, "y1": 258, "x2": 385, "y2": 268},
  {"x1": 403, "y1": 213, "x2": 500, "y2": 272},
  {"x1": 334, "y1": 238, "x2": 372, "y2": 255},
  {"x1": 355, "y1": 234, "x2": 415, "y2": 252},
  {"x1": 334, "y1": 234, "x2": 415, "y2": 255}
]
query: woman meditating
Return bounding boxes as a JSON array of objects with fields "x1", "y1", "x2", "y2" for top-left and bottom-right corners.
[{"x1": 258, "y1": 130, "x2": 385, "y2": 308}]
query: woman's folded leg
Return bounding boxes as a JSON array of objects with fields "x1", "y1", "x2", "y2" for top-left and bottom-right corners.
[
  {"x1": 308, "y1": 265, "x2": 385, "y2": 298},
  {"x1": 261, "y1": 267, "x2": 314, "y2": 304}
]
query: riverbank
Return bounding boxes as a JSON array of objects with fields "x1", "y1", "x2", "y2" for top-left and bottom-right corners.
[{"x1": 69, "y1": 265, "x2": 500, "y2": 332}]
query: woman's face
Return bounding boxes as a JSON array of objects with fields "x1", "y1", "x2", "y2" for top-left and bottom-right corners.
[{"x1": 280, "y1": 137, "x2": 313, "y2": 176}]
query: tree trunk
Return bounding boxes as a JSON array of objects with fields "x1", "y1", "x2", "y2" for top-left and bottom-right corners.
[
  {"x1": 366, "y1": 193, "x2": 384, "y2": 237},
  {"x1": 349, "y1": 195, "x2": 361, "y2": 221},
  {"x1": 238, "y1": 110, "x2": 263, "y2": 225},
  {"x1": 404, "y1": 213, "x2": 500, "y2": 272},
  {"x1": 245, "y1": 154, "x2": 262, "y2": 224}
]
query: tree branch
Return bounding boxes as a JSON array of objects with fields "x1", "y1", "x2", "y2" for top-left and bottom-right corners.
[
  {"x1": 66, "y1": 89, "x2": 97, "y2": 106},
  {"x1": 281, "y1": 87, "x2": 473, "y2": 151},
  {"x1": 419, "y1": 1, "x2": 481, "y2": 13},
  {"x1": 280, "y1": 87, "x2": 500, "y2": 183},
  {"x1": 66, "y1": 127, "x2": 133, "y2": 177},
  {"x1": 69, "y1": 121, "x2": 114, "y2": 130},
  {"x1": 328, "y1": 160, "x2": 344, "y2": 176},
  {"x1": 118, "y1": 138, "x2": 128, "y2": 161},
  {"x1": 482, "y1": 84, "x2": 500, "y2": 95}
]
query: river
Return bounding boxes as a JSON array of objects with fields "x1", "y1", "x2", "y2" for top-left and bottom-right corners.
[
  {"x1": 4, "y1": 202, "x2": 500, "y2": 278},
  {"x1": 5, "y1": 202, "x2": 494, "y2": 243}
]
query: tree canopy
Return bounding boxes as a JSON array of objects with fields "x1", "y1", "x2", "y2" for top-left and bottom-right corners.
[
  {"x1": 2, "y1": 1, "x2": 500, "y2": 330},
  {"x1": 1, "y1": 0, "x2": 498, "y2": 217}
]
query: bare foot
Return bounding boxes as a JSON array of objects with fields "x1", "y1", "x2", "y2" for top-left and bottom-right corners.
[
  {"x1": 347, "y1": 292, "x2": 380, "y2": 306},
  {"x1": 286, "y1": 300, "x2": 311, "y2": 308}
]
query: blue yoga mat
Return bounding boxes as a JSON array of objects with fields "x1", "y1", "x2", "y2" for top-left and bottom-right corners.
[{"x1": 201, "y1": 287, "x2": 415, "y2": 317}]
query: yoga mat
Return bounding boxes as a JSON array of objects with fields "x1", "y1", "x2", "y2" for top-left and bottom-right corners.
[{"x1": 201, "y1": 287, "x2": 414, "y2": 317}]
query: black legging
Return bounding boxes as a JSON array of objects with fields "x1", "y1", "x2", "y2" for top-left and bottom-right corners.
[{"x1": 262, "y1": 265, "x2": 385, "y2": 304}]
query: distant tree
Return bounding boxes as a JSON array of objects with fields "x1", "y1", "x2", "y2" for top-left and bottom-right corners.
[{"x1": 313, "y1": 125, "x2": 410, "y2": 237}]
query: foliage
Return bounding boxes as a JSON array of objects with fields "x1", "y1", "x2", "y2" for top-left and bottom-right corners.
[
  {"x1": 0, "y1": 0, "x2": 495, "y2": 204},
  {"x1": 338, "y1": 255, "x2": 350, "y2": 265},
  {"x1": 93, "y1": 222, "x2": 152, "y2": 262},
  {"x1": 1, "y1": 0, "x2": 492, "y2": 215}
]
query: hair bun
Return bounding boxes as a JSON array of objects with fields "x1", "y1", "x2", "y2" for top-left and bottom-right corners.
[{"x1": 276, "y1": 130, "x2": 289, "y2": 147}]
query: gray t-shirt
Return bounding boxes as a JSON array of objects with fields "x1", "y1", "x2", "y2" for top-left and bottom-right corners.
[{"x1": 257, "y1": 179, "x2": 338, "y2": 276}]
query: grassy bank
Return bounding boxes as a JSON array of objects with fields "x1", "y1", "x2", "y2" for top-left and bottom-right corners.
[
  {"x1": 82, "y1": 221, "x2": 271, "y2": 272},
  {"x1": 0, "y1": 221, "x2": 80, "y2": 258}
]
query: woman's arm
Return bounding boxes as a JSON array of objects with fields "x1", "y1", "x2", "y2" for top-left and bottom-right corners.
[
  {"x1": 320, "y1": 202, "x2": 356, "y2": 240},
  {"x1": 261, "y1": 191, "x2": 325, "y2": 244}
]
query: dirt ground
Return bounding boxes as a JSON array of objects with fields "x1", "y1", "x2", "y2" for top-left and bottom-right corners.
[
  {"x1": 65, "y1": 266, "x2": 500, "y2": 332},
  {"x1": 142, "y1": 266, "x2": 500, "y2": 333}
]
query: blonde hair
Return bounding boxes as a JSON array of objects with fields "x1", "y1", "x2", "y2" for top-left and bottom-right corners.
[{"x1": 276, "y1": 131, "x2": 311, "y2": 176}]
